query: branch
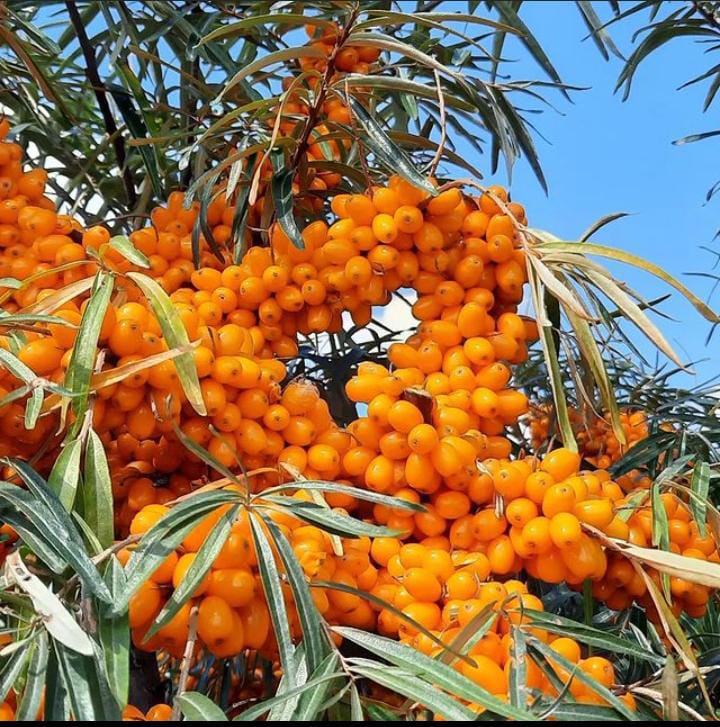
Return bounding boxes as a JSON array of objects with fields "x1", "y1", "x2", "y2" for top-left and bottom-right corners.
[
  {"x1": 290, "y1": 2, "x2": 361, "y2": 169},
  {"x1": 693, "y1": 1, "x2": 720, "y2": 31},
  {"x1": 172, "y1": 604, "x2": 200, "y2": 721},
  {"x1": 64, "y1": 0, "x2": 138, "y2": 207}
]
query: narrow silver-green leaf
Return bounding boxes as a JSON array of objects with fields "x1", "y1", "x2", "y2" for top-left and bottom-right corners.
[
  {"x1": 81, "y1": 429, "x2": 114, "y2": 549},
  {"x1": 64, "y1": 271, "x2": 113, "y2": 421},
  {"x1": 127, "y1": 272, "x2": 206, "y2": 415},
  {"x1": 249, "y1": 513, "x2": 295, "y2": 675},
  {"x1": 348, "y1": 661, "x2": 475, "y2": 721},
  {"x1": 177, "y1": 692, "x2": 229, "y2": 721},
  {"x1": 263, "y1": 517, "x2": 329, "y2": 673},
  {"x1": 113, "y1": 491, "x2": 242, "y2": 615},
  {"x1": 336, "y1": 628, "x2": 535, "y2": 720},
  {"x1": 0, "y1": 636, "x2": 32, "y2": 703},
  {"x1": 104, "y1": 235, "x2": 150, "y2": 269},
  {"x1": 214, "y1": 47, "x2": 326, "y2": 103},
  {"x1": 47, "y1": 439, "x2": 83, "y2": 512},
  {"x1": 15, "y1": 631, "x2": 48, "y2": 721},
  {"x1": 97, "y1": 558, "x2": 129, "y2": 707},
  {"x1": 690, "y1": 461, "x2": 710, "y2": 538},
  {"x1": 233, "y1": 673, "x2": 342, "y2": 721},
  {"x1": 53, "y1": 640, "x2": 121, "y2": 721},
  {"x1": 347, "y1": 96, "x2": 436, "y2": 196}
]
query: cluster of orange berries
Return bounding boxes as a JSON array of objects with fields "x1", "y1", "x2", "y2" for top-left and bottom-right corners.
[
  {"x1": 125, "y1": 494, "x2": 380, "y2": 660},
  {"x1": 529, "y1": 405, "x2": 678, "y2": 497},
  {"x1": 530, "y1": 405, "x2": 650, "y2": 470},
  {"x1": 365, "y1": 448, "x2": 717, "y2": 645},
  {"x1": 118, "y1": 175, "x2": 539, "y2": 661},
  {"x1": 379, "y1": 575, "x2": 633, "y2": 711},
  {"x1": 121, "y1": 703, "x2": 172, "y2": 721}
]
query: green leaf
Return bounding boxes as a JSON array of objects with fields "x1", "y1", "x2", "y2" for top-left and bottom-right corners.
[
  {"x1": 249, "y1": 513, "x2": 295, "y2": 675},
  {"x1": 0, "y1": 472, "x2": 111, "y2": 602},
  {"x1": 198, "y1": 13, "x2": 330, "y2": 45},
  {"x1": 80, "y1": 429, "x2": 114, "y2": 549},
  {"x1": 673, "y1": 129, "x2": 720, "y2": 145},
  {"x1": 334, "y1": 75, "x2": 474, "y2": 112},
  {"x1": 575, "y1": 0, "x2": 625, "y2": 61},
  {"x1": 651, "y1": 476, "x2": 670, "y2": 555},
  {"x1": 53, "y1": 640, "x2": 121, "y2": 721},
  {"x1": 354, "y1": 10, "x2": 516, "y2": 56},
  {"x1": 107, "y1": 79, "x2": 164, "y2": 198},
  {"x1": 609, "y1": 432, "x2": 678, "y2": 476},
  {"x1": 0, "y1": 348, "x2": 44, "y2": 429},
  {"x1": 262, "y1": 517, "x2": 329, "y2": 674},
  {"x1": 96, "y1": 558, "x2": 129, "y2": 707},
  {"x1": 293, "y1": 652, "x2": 343, "y2": 721},
  {"x1": 690, "y1": 461, "x2": 710, "y2": 538},
  {"x1": 346, "y1": 96, "x2": 436, "y2": 196},
  {"x1": 546, "y1": 702, "x2": 628, "y2": 720},
  {"x1": 527, "y1": 265, "x2": 577, "y2": 451},
  {"x1": 492, "y1": 2, "x2": 567, "y2": 96},
  {"x1": 258, "y1": 480, "x2": 424, "y2": 512},
  {"x1": 171, "y1": 419, "x2": 246, "y2": 490},
  {"x1": 47, "y1": 439, "x2": 83, "y2": 512},
  {"x1": 536, "y1": 240, "x2": 720, "y2": 323},
  {"x1": 318, "y1": 580, "x2": 468, "y2": 664},
  {"x1": 44, "y1": 646, "x2": 69, "y2": 721},
  {"x1": 336, "y1": 628, "x2": 535, "y2": 720},
  {"x1": 508, "y1": 627, "x2": 528, "y2": 710},
  {"x1": 522, "y1": 609, "x2": 664, "y2": 664},
  {"x1": 103, "y1": 235, "x2": 150, "y2": 269},
  {"x1": 0, "y1": 504, "x2": 68, "y2": 574},
  {"x1": 127, "y1": 272, "x2": 206, "y2": 415},
  {"x1": 147, "y1": 505, "x2": 239, "y2": 638},
  {"x1": 579, "y1": 212, "x2": 631, "y2": 242},
  {"x1": 177, "y1": 692, "x2": 228, "y2": 721},
  {"x1": 0, "y1": 636, "x2": 32, "y2": 703},
  {"x1": 233, "y1": 672, "x2": 343, "y2": 722},
  {"x1": 191, "y1": 172, "x2": 224, "y2": 267},
  {"x1": 262, "y1": 497, "x2": 400, "y2": 538},
  {"x1": 271, "y1": 151, "x2": 304, "y2": 250},
  {"x1": 214, "y1": 46, "x2": 326, "y2": 103},
  {"x1": 349, "y1": 660, "x2": 476, "y2": 721},
  {"x1": 617, "y1": 22, "x2": 717, "y2": 100},
  {"x1": 0, "y1": 312, "x2": 71, "y2": 328},
  {"x1": 15, "y1": 631, "x2": 48, "y2": 721},
  {"x1": 364, "y1": 702, "x2": 399, "y2": 720},
  {"x1": 64, "y1": 271, "x2": 113, "y2": 422}
]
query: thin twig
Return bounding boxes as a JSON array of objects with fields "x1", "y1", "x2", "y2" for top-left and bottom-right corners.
[
  {"x1": 290, "y1": 3, "x2": 361, "y2": 169},
  {"x1": 64, "y1": 0, "x2": 137, "y2": 207},
  {"x1": 172, "y1": 604, "x2": 200, "y2": 721},
  {"x1": 693, "y1": 1, "x2": 720, "y2": 31}
]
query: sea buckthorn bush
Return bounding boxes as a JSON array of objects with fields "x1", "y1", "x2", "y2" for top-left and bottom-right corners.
[{"x1": 1, "y1": 3, "x2": 720, "y2": 722}]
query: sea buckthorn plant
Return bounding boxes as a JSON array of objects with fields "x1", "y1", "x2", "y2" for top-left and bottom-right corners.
[{"x1": 0, "y1": 1, "x2": 720, "y2": 722}]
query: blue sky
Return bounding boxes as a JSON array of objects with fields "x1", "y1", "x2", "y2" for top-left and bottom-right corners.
[{"x1": 484, "y1": 2, "x2": 718, "y2": 383}]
